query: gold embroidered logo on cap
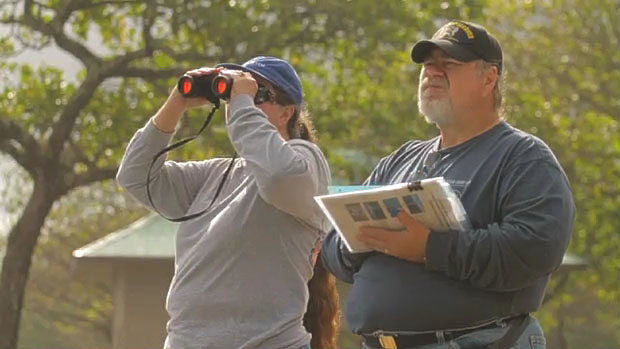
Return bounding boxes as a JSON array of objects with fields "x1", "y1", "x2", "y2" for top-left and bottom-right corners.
[
  {"x1": 451, "y1": 21, "x2": 475, "y2": 39},
  {"x1": 433, "y1": 24, "x2": 459, "y2": 40},
  {"x1": 434, "y1": 21, "x2": 475, "y2": 40}
]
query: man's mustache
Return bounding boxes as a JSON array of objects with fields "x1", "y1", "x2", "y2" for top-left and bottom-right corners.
[{"x1": 421, "y1": 77, "x2": 450, "y2": 91}]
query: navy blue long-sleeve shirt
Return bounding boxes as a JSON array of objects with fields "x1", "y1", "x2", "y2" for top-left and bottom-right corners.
[{"x1": 322, "y1": 121, "x2": 575, "y2": 334}]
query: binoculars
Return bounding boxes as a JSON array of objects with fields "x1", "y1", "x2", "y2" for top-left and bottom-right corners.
[{"x1": 177, "y1": 73, "x2": 233, "y2": 105}]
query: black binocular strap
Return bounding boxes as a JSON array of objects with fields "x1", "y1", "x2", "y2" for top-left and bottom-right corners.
[{"x1": 146, "y1": 105, "x2": 237, "y2": 222}]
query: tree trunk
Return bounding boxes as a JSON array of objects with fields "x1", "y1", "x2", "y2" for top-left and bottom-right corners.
[
  {"x1": 557, "y1": 306, "x2": 568, "y2": 349},
  {"x1": 0, "y1": 180, "x2": 56, "y2": 349}
]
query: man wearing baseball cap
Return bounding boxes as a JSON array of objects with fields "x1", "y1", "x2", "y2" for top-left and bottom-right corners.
[
  {"x1": 323, "y1": 20, "x2": 575, "y2": 348},
  {"x1": 117, "y1": 56, "x2": 339, "y2": 349}
]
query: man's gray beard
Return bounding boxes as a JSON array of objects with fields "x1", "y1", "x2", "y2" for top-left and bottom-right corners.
[{"x1": 417, "y1": 96, "x2": 455, "y2": 126}]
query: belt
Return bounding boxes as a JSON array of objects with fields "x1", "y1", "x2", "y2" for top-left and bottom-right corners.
[{"x1": 363, "y1": 321, "x2": 503, "y2": 349}]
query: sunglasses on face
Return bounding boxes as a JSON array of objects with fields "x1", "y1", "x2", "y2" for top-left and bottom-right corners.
[{"x1": 254, "y1": 85, "x2": 276, "y2": 105}]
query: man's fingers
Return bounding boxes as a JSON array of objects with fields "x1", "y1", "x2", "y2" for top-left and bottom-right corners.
[
  {"x1": 357, "y1": 233, "x2": 384, "y2": 246},
  {"x1": 397, "y1": 210, "x2": 422, "y2": 228},
  {"x1": 356, "y1": 233, "x2": 388, "y2": 252},
  {"x1": 358, "y1": 226, "x2": 392, "y2": 242}
]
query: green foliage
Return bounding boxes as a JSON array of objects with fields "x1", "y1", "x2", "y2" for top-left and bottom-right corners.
[
  {"x1": 0, "y1": 0, "x2": 618, "y2": 347},
  {"x1": 485, "y1": 0, "x2": 620, "y2": 346}
]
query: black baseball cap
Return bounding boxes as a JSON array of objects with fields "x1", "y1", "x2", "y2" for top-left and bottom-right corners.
[{"x1": 411, "y1": 20, "x2": 503, "y2": 74}]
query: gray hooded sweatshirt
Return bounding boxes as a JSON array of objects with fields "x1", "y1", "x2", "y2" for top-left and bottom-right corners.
[{"x1": 117, "y1": 94, "x2": 331, "y2": 349}]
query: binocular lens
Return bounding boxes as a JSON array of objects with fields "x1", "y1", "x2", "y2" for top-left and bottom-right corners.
[
  {"x1": 214, "y1": 76, "x2": 230, "y2": 96},
  {"x1": 177, "y1": 73, "x2": 233, "y2": 105},
  {"x1": 181, "y1": 78, "x2": 193, "y2": 95}
]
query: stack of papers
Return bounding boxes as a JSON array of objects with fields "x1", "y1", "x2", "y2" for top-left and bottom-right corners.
[{"x1": 315, "y1": 177, "x2": 470, "y2": 253}]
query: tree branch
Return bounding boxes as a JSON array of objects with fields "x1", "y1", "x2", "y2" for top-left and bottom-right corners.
[
  {"x1": 112, "y1": 66, "x2": 185, "y2": 80},
  {"x1": 34, "y1": 0, "x2": 179, "y2": 159},
  {"x1": 48, "y1": 72, "x2": 105, "y2": 157},
  {"x1": 53, "y1": 0, "x2": 84, "y2": 28},
  {"x1": 48, "y1": 23, "x2": 100, "y2": 69},
  {"x1": 21, "y1": 0, "x2": 100, "y2": 69},
  {"x1": 67, "y1": 0, "x2": 143, "y2": 12},
  {"x1": 0, "y1": 119, "x2": 39, "y2": 173},
  {"x1": 103, "y1": 2, "x2": 158, "y2": 72},
  {"x1": 54, "y1": 0, "x2": 151, "y2": 32},
  {"x1": 0, "y1": 141, "x2": 34, "y2": 174},
  {"x1": 0, "y1": 119, "x2": 35, "y2": 150},
  {"x1": 158, "y1": 46, "x2": 219, "y2": 63},
  {"x1": 66, "y1": 141, "x2": 91, "y2": 166},
  {"x1": 141, "y1": 1, "x2": 155, "y2": 54},
  {"x1": 73, "y1": 166, "x2": 119, "y2": 187},
  {"x1": 1, "y1": 3, "x2": 52, "y2": 52},
  {"x1": 12, "y1": 28, "x2": 51, "y2": 50}
]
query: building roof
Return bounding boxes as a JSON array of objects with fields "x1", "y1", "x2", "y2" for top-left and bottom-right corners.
[
  {"x1": 72, "y1": 185, "x2": 354, "y2": 260},
  {"x1": 72, "y1": 210, "x2": 588, "y2": 273},
  {"x1": 559, "y1": 253, "x2": 588, "y2": 271},
  {"x1": 72, "y1": 214, "x2": 178, "y2": 260}
]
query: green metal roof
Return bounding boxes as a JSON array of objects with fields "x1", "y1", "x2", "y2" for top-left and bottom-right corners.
[
  {"x1": 72, "y1": 214, "x2": 178, "y2": 259},
  {"x1": 559, "y1": 254, "x2": 588, "y2": 271},
  {"x1": 71, "y1": 185, "x2": 589, "y2": 271},
  {"x1": 71, "y1": 186, "x2": 355, "y2": 260},
  {"x1": 72, "y1": 210, "x2": 589, "y2": 274}
]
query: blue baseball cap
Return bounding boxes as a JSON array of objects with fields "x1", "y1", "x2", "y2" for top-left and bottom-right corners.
[{"x1": 216, "y1": 56, "x2": 304, "y2": 105}]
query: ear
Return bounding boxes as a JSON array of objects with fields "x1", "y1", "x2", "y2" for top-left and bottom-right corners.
[
  {"x1": 278, "y1": 105, "x2": 295, "y2": 128},
  {"x1": 482, "y1": 66, "x2": 499, "y2": 97}
]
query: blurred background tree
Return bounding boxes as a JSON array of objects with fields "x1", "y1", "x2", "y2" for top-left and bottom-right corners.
[
  {"x1": 0, "y1": 0, "x2": 617, "y2": 348},
  {"x1": 485, "y1": 1, "x2": 620, "y2": 348}
]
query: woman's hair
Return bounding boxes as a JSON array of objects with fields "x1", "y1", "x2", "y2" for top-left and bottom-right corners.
[
  {"x1": 274, "y1": 86, "x2": 341, "y2": 349},
  {"x1": 273, "y1": 86, "x2": 318, "y2": 143},
  {"x1": 304, "y1": 254, "x2": 340, "y2": 349}
]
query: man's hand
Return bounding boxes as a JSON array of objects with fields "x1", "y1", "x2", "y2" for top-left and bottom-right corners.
[{"x1": 357, "y1": 210, "x2": 430, "y2": 263}]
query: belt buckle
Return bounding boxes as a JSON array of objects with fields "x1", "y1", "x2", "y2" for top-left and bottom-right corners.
[{"x1": 378, "y1": 335, "x2": 397, "y2": 349}]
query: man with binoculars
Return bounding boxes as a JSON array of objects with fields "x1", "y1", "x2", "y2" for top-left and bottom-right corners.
[{"x1": 116, "y1": 56, "x2": 338, "y2": 349}]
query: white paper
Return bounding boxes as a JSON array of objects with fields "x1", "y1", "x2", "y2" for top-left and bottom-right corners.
[{"x1": 315, "y1": 177, "x2": 470, "y2": 253}]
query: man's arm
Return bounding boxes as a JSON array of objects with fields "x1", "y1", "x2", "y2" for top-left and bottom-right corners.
[
  {"x1": 425, "y1": 160, "x2": 576, "y2": 292},
  {"x1": 320, "y1": 155, "x2": 396, "y2": 282},
  {"x1": 321, "y1": 229, "x2": 373, "y2": 283}
]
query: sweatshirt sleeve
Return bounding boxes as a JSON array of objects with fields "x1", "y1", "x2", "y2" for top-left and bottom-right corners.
[
  {"x1": 116, "y1": 119, "x2": 216, "y2": 218},
  {"x1": 425, "y1": 158, "x2": 576, "y2": 292},
  {"x1": 226, "y1": 94, "x2": 331, "y2": 224},
  {"x1": 321, "y1": 228, "x2": 373, "y2": 283}
]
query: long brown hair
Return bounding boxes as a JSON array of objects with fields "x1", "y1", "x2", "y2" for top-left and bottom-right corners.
[
  {"x1": 274, "y1": 88, "x2": 340, "y2": 349},
  {"x1": 304, "y1": 253, "x2": 340, "y2": 349}
]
